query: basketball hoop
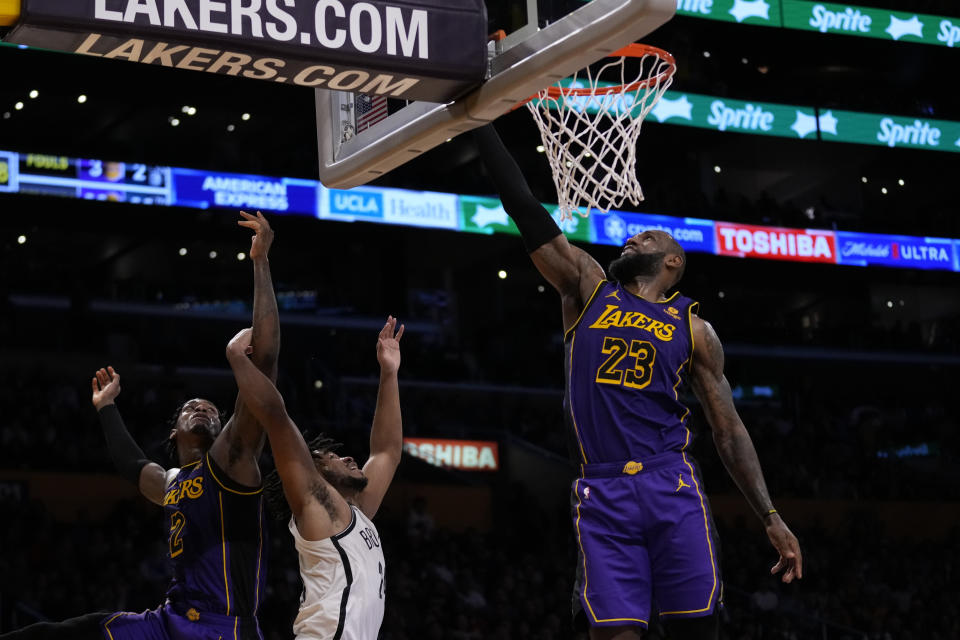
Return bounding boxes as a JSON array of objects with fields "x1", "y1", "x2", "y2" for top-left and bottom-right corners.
[{"x1": 525, "y1": 43, "x2": 676, "y2": 221}]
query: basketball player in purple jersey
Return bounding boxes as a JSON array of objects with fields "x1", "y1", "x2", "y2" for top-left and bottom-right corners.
[
  {"x1": 475, "y1": 124, "x2": 802, "y2": 640},
  {"x1": 0, "y1": 212, "x2": 279, "y2": 640}
]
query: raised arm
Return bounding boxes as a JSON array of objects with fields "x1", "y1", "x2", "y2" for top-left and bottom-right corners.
[
  {"x1": 210, "y1": 211, "x2": 280, "y2": 486},
  {"x1": 474, "y1": 124, "x2": 605, "y2": 332},
  {"x1": 357, "y1": 316, "x2": 404, "y2": 519},
  {"x1": 225, "y1": 328, "x2": 350, "y2": 540},
  {"x1": 91, "y1": 366, "x2": 170, "y2": 506},
  {"x1": 689, "y1": 317, "x2": 803, "y2": 583}
]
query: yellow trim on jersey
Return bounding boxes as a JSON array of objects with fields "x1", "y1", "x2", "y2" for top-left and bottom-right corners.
[
  {"x1": 233, "y1": 616, "x2": 239, "y2": 640},
  {"x1": 659, "y1": 453, "x2": 718, "y2": 617},
  {"x1": 672, "y1": 360, "x2": 693, "y2": 451},
  {"x1": 687, "y1": 301, "x2": 700, "y2": 372},
  {"x1": 206, "y1": 452, "x2": 263, "y2": 495},
  {"x1": 254, "y1": 498, "x2": 263, "y2": 614},
  {"x1": 219, "y1": 491, "x2": 231, "y2": 615},
  {"x1": 621, "y1": 287, "x2": 681, "y2": 305},
  {"x1": 567, "y1": 333, "x2": 590, "y2": 465},
  {"x1": 165, "y1": 459, "x2": 201, "y2": 488},
  {"x1": 103, "y1": 612, "x2": 133, "y2": 640},
  {"x1": 675, "y1": 300, "x2": 699, "y2": 452},
  {"x1": 563, "y1": 279, "x2": 607, "y2": 342},
  {"x1": 574, "y1": 479, "x2": 648, "y2": 626}
]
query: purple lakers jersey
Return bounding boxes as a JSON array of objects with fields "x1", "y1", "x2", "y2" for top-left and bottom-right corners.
[
  {"x1": 564, "y1": 280, "x2": 699, "y2": 463},
  {"x1": 162, "y1": 452, "x2": 267, "y2": 617}
]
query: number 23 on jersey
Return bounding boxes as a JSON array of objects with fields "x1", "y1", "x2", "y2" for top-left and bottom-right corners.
[{"x1": 595, "y1": 337, "x2": 657, "y2": 389}]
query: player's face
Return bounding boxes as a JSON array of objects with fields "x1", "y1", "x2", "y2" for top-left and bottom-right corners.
[
  {"x1": 313, "y1": 450, "x2": 369, "y2": 492},
  {"x1": 609, "y1": 231, "x2": 672, "y2": 282},
  {"x1": 176, "y1": 398, "x2": 222, "y2": 440}
]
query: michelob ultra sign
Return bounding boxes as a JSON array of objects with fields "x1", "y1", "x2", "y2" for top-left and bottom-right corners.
[
  {"x1": 5, "y1": 0, "x2": 488, "y2": 101},
  {"x1": 403, "y1": 438, "x2": 499, "y2": 471}
]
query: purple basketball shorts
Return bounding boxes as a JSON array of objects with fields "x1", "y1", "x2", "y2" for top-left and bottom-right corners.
[{"x1": 570, "y1": 451, "x2": 723, "y2": 629}]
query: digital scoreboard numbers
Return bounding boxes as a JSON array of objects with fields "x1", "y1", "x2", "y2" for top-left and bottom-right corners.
[
  {"x1": 76, "y1": 159, "x2": 172, "y2": 205},
  {"x1": 12, "y1": 153, "x2": 173, "y2": 203}
]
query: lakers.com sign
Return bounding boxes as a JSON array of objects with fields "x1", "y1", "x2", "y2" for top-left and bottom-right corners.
[{"x1": 6, "y1": 0, "x2": 488, "y2": 101}]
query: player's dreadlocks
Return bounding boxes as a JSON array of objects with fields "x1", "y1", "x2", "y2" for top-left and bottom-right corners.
[{"x1": 264, "y1": 434, "x2": 342, "y2": 522}]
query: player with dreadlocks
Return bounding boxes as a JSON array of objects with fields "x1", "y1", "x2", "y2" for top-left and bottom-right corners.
[
  {"x1": 0, "y1": 211, "x2": 280, "y2": 640},
  {"x1": 225, "y1": 316, "x2": 404, "y2": 640}
]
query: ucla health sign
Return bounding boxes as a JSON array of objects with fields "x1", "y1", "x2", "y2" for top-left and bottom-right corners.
[
  {"x1": 381, "y1": 188, "x2": 458, "y2": 229},
  {"x1": 835, "y1": 232, "x2": 957, "y2": 271},
  {"x1": 321, "y1": 187, "x2": 385, "y2": 221},
  {"x1": 592, "y1": 211, "x2": 716, "y2": 254},
  {"x1": 170, "y1": 169, "x2": 317, "y2": 213},
  {"x1": 321, "y1": 186, "x2": 457, "y2": 229}
]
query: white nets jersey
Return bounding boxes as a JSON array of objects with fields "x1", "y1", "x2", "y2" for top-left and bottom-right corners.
[{"x1": 288, "y1": 506, "x2": 386, "y2": 640}]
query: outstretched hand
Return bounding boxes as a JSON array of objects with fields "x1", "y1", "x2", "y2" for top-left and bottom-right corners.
[
  {"x1": 376, "y1": 316, "x2": 404, "y2": 375},
  {"x1": 766, "y1": 515, "x2": 803, "y2": 583},
  {"x1": 238, "y1": 211, "x2": 274, "y2": 261},
  {"x1": 226, "y1": 327, "x2": 254, "y2": 360},
  {"x1": 91, "y1": 366, "x2": 121, "y2": 410}
]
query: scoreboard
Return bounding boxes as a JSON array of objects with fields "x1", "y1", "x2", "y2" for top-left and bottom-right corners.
[{"x1": 5, "y1": 152, "x2": 170, "y2": 204}]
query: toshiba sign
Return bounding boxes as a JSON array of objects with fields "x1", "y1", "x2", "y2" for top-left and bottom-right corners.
[
  {"x1": 403, "y1": 438, "x2": 498, "y2": 471},
  {"x1": 715, "y1": 222, "x2": 836, "y2": 264}
]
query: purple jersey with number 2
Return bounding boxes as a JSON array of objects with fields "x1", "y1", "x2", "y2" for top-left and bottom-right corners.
[
  {"x1": 564, "y1": 280, "x2": 722, "y2": 629},
  {"x1": 101, "y1": 452, "x2": 267, "y2": 640}
]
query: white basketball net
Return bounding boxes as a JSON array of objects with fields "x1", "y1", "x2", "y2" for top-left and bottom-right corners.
[{"x1": 526, "y1": 46, "x2": 675, "y2": 221}]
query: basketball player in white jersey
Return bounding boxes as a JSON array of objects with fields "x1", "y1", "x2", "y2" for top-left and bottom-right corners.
[{"x1": 225, "y1": 317, "x2": 404, "y2": 640}]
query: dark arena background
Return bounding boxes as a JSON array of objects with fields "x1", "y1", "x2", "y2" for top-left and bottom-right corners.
[{"x1": 1, "y1": 1, "x2": 959, "y2": 638}]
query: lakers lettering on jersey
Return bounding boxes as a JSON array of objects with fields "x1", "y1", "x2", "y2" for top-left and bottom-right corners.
[
  {"x1": 289, "y1": 506, "x2": 386, "y2": 640},
  {"x1": 162, "y1": 453, "x2": 267, "y2": 619},
  {"x1": 565, "y1": 281, "x2": 699, "y2": 463}
]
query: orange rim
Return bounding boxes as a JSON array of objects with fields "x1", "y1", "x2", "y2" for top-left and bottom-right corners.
[{"x1": 540, "y1": 43, "x2": 675, "y2": 98}]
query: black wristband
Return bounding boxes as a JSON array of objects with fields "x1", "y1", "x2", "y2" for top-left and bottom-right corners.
[
  {"x1": 474, "y1": 124, "x2": 562, "y2": 253},
  {"x1": 98, "y1": 404, "x2": 151, "y2": 486}
]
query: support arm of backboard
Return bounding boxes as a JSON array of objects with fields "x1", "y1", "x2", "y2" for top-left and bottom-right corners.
[{"x1": 316, "y1": 0, "x2": 675, "y2": 189}]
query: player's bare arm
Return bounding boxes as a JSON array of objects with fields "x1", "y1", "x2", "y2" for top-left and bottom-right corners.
[
  {"x1": 209, "y1": 211, "x2": 280, "y2": 487},
  {"x1": 225, "y1": 328, "x2": 350, "y2": 540},
  {"x1": 356, "y1": 316, "x2": 404, "y2": 519},
  {"x1": 689, "y1": 316, "x2": 804, "y2": 583},
  {"x1": 91, "y1": 366, "x2": 170, "y2": 505},
  {"x1": 474, "y1": 124, "x2": 605, "y2": 331}
]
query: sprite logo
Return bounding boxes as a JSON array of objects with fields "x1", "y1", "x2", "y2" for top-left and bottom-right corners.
[
  {"x1": 938, "y1": 19, "x2": 960, "y2": 47},
  {"x1": 876, "y1": 118, "x2": 941, "y2": 148},
  {"x1": 707, "y1": 100, "x2": 774, "y2": 132},
  {"x1": 677, "y1": 0, "x2": 714, "y2": 14},
  {"x1": 808, "y1": 5, "x2": 872, "y2": 33}
]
